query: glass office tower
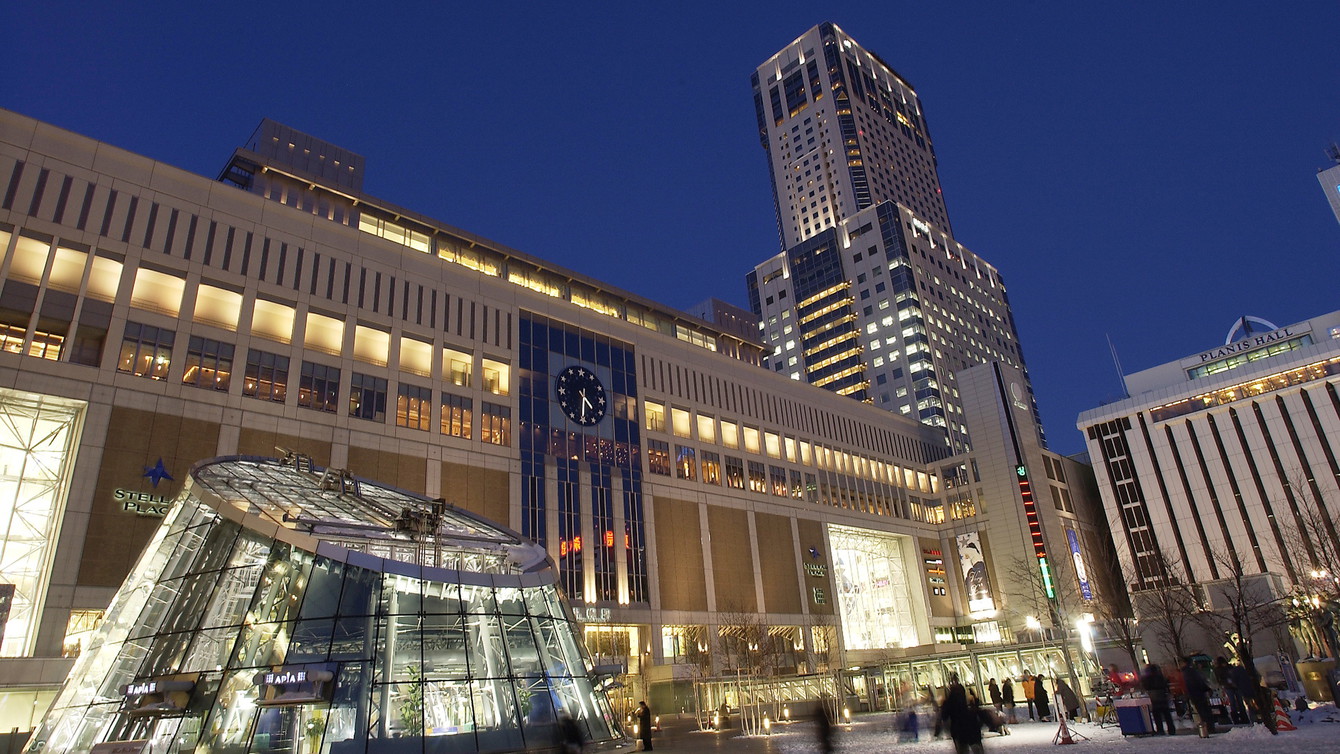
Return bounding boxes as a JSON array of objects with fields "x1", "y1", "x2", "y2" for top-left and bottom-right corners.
[{"x1": 29, "y1": 455, "x2": 620, "y2": 754}]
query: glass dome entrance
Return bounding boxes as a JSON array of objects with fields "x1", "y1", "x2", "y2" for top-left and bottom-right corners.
[{"x1": 29, "y1": 455, "x2": 621, "y2": 754}]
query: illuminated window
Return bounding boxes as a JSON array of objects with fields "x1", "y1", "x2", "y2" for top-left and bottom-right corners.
[
  {"x1": 85, "y1": 255, "x2": 122, "y2": 302},
  {"x1": 181, "y1": 336, "x2": 233, "y2": 392},
  {"x1": 696, "y1": 414, "x2": 716, "y2": 443},
  {"x1": 194, "y1": 284, "x2": 242, "y2": 331},
  {"x1": 117, "y1": 322, "x2": 173, "y2": 380},
  {"x1": 443, "y1": 347, "x2": 472, "y2": 387},
  {"x1": 305, "y1": 312, "x2": 345, "y2": 356},
  {"x1": 675, "y1": 446, "x2": 697, "y2": 480},
  {"x1": 724, "y1": 456, "x2": 745, "y2": 489},
  {"x1": 647, "y1": 440, "x2": 671, "y2": 476},
  {"x1": 770, "y1": 465, "x2": 788, "y2": 496},
  {"x1": 129, "y1": 267, "x2": 184, "y2": 317},
  {"x1": 744, "y1": 429, "x2": 761, "y2": 456},
  {"x1": 481, "y1": 402, "x2": 510, "y2": 446},
  {"x1": 747, "y1": 461, "x2": 767, "y2": 492},
  {"x1": 396, "y1": 383, "x2": 432, "y2": 431},
  {"x1": 0, "y1": 322, "x2": 26, "y2": 355},
  {"x1": 61, "y1": 609, "x2": 104, "y2": 658},
  {"x1": 352, "y1": 324, "x2": 388, "y2": 366},
  {"x1": 482, "y1": 358, "x2": 510, "y2": 396},
  {"x1": 670, "y1": 407, "x2": 691, "y2": 438},
  {"x1": 441, "y1": 393, "x2": 472, "y2": 439},
  {"x1": 7, "y1": 234, "x2": 50, "y2": 284},
  {"x1": 251, "y1": 299, "x2": 295, "y2": 343},
  {"x1": 242, "y1": 349, "x2": 288, "y2": 403},
  {"x1": 644, "y1": 401, "x2": 665, "y2": 432},
  {"x1": 400, "y1": 337, "x2": 432, "y2": 377},
  {"x1": 298, "y1": 361, "x2": 340, "y2": 413},
  {"x1": 721, "y1": 421, "x2": 739, "y2": 449},
  {"x1": 764, "y1": 431, "x2": 781, "y2": 458},
  {"x1": 47, "y1": 247, "x2": 87, "y2": 293},
  {"x1": 700, "y1": 451, "x2": 721, "y2": 485},
  {"x1": 349, "y1": 373, "x2": 387, "y2": 422}
]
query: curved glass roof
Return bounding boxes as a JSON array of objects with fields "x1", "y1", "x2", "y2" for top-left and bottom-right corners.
[{"x1": 191, "y1": 455, "x2": 542, "y2": 574}]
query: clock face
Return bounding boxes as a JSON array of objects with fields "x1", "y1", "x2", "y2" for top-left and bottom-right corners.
[{"x1": 555, "y1": 365, "x2": 607, "y2": 426}]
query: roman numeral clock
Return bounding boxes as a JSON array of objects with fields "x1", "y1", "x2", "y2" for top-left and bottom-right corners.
[{"x1": 554, "y1": 365, "x2": 607, "y2": 426}]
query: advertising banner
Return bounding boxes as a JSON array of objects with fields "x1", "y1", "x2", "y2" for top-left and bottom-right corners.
[
  {"x1": 955, "y1": 531, "x2": 995, "y2": 612},
  {"x1": 1067, "y1": 528, "x2": 1093, "y2": 600}
]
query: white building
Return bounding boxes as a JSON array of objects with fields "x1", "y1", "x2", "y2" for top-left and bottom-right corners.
[{"x1": 1078, "y1": 312, "x2": 1340, "y2": 592}]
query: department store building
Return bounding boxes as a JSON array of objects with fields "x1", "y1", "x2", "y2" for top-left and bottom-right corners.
[{"x1": 0, "y1": 110, "x2": 1113, "y2": 735}]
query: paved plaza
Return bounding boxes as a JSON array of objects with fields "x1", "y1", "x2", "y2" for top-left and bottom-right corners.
[{"x1": 613, "y1": 705, "x2": 1340, "y2": 754}]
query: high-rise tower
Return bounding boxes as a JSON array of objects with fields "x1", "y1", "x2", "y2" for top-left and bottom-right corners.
[
  {"x1": 746, "y1": 24, "x2": 1041, "y2": 452},
  {"x1": 751, "y1": 22, "x2": 951, "y2": 251}
]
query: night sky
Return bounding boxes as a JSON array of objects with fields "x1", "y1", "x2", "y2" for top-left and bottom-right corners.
[{"x1": 8, "y1": 2, "x2": 1339, "y2": 454}]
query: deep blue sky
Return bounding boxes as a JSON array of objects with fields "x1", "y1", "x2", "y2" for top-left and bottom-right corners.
[{"x1": 8, "y1": 2, "x2": 1339, "y2": 454}]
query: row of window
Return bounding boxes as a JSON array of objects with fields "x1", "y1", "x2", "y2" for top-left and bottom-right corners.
[
  {"x1": 643, "y1": 399, "x2": 936, "y2": 494},
  {"x1": 118, "y1": 324, "x2": 511, "y2": 444}
]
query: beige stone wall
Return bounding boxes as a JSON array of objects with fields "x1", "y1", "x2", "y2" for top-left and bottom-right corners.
[
  {"x1": 651, "y1": 496, "x2": 707, "y2": 612},
  {"x1": 706, "y1": 504, "x2": 755, "y2": 613},
  {"x1": 80, "y1": 407, "x2": 219, "y2": 587},
  {"x1": 755, "y1": 512, "x2": 801, "y2": 614}
]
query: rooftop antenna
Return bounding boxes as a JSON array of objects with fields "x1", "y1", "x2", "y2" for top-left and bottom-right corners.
[
  {"x1": 1327, "y1": 143, "x2": 1340, "y2": 165},
  {"x1": 1106, "y1": 333, "x2": 1129, "y2": 399}
]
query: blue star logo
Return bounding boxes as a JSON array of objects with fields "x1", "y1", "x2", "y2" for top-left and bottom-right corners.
[{"x1": 143, "y1": 458, "x2": 174, "y2": 488}]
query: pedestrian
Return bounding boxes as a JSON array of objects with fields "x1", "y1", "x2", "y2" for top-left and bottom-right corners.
[
  {"x1": 816, "y1": 701, "x2": 836, "y2": 754},
  {"x1": 1055, "y1": 677, "x2": 1081, "y2": 721},
  {"x1": 636, "y1": 701, "x2": 654, "y2": 750},
  {"x1": 936, "y1": 674, "x2": 985, "y2": 754},
  {"x1": 1228, "y1": 662, "x2": 1253, "y2": 725},
  {"x1": 1180, "y1": 658, "x2": 1217, "y2": 736},
  {"x1": 1022, "y1": 672, "x2": 1036, "y2": 720},
  {"x1": 1214, "y1": 656, "x2": 1247, "y2": 725},
  {"x1": 1140, "y1": 663, "x2": 1176, "y2": 735},
  {"x1": 1002, "y1": 676, "x2": 1017, "y2": 724},
  {"x1": 1033, "y1": 674, "x2": 1052, "y2": 722},
  {"x1": 557, "y1": 712, "x2": 584, "y2": 754},
  {"x1": 988, "y1": 678, "x2": 1003, "y2": 713}
]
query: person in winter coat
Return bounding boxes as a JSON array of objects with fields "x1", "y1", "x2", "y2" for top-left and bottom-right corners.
[
  {"x1": 1033, "y1": 675, "x2": 1052, "y2": 721},
  {"x1": 636, "y1": 701, "x2": 654, "y2": 750},
  {"x1": 1180, "y1": 658, "x2": 1218, "y2": 735},
  {"x1": 936, "y1": 675, "x2": 985, "y2": 754},
  {"x1": 1140, "y1": 663, "x2": 1176, "y2": 735},
  {"x1": 1055, "y1": 677, "x2": 1081, "y2": 721},
  {"x1": 1022, "y1": 673, "x2": 1037, "y2": 720},
  {"x1": 988, "y1": 679, "x2": 1003, "y2": 713},
  {"x1": 1214, "y1": 656, "x2": 1248, "y2": 725},
  {"x1": 1002, "y1": 677, "x2": 1017, "y2": 723}
]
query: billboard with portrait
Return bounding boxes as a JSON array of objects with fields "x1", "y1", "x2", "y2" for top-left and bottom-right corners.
[{"x1": 955, "y1": 531, "x2": 995, "y2": 612}]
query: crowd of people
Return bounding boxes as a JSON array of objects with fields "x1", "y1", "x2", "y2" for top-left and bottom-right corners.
[{"x1": 874, "y1": 654, "x2": 1282, "y2": 751}]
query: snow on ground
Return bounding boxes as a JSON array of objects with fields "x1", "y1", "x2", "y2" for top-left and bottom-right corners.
[{"x1": 754, "y1": 704, "x2": 1340, "y2": 753}]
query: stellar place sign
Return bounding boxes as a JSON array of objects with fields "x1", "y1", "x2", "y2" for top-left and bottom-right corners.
[{"x1": 114, "y1": 489, "x2": 174, "y2": 517}]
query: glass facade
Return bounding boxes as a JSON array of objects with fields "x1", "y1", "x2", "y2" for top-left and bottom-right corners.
[
  {"x1": 0, "y1": 390, "x2": 85, "y2": 657},
  {"x1": 30, "y1": 457, "x2": 620, "y2": 754},
  {"x1": 516, "y1": 314, "x2": 646, "y2": 606},
  {"x1": 828, "y1": 525, "x2": 919, "y2": 651}
]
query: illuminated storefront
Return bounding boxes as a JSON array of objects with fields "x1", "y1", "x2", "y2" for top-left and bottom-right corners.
[
  {"x1": 29, "y1": 456, "x2": 620, "y2": 754},
  {"x1": 828, "y1": 525, "x2": 922, "y2": 652},
  {"x1": 0, "y1": 389, "x2": 85, "y2": 657}
]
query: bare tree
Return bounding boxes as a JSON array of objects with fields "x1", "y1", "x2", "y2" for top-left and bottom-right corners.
[
  {"x1": 1089, "y1": 572, "x2": 1141, "y2": 674},
  {"x1": 1194, "y1": 547, "x2": 1291, "y2": 729},
  {"x1": 1129, "y1": 546, "x2": 1202, "y2": 665}
]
